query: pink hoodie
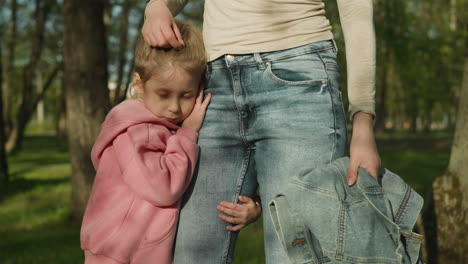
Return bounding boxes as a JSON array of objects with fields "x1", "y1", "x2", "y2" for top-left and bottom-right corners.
[{"x1": 80, "y1": 99, "x2": 199, "y2": 264}]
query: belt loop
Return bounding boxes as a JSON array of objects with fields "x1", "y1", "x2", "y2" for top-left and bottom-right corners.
[
  {"x1": 224, "y1": 55, "x2": 231, "y2": 67},
  {"x1": 331, "y1": 39, "x2": 339, "y2": 53},
  {"x1": 254, "y1": 53, "x2": 266, "y2": 70}
]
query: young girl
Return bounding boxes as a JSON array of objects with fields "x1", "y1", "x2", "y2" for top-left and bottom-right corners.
[{"x1": 80, "y1": 22, "x2": 261, "y2": 264}]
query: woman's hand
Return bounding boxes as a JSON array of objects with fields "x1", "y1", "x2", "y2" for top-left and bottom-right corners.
[
  {"x1": 142, "y1": 0, "x2": 184, "y2": 48},
  {"x1": 216, "y1": 196, "x2": 262, "y2": 232},
  {"x1": 347, "y1": 112, "x2": 381, "y2": 185}
]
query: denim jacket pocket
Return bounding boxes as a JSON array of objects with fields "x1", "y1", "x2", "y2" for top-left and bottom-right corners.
[
  {"x1": 400, "y1": 230, "x2": 423, "y2": 264},
  {"x1": 270, "y1": 196, "x2": 331, "y2": 264}
]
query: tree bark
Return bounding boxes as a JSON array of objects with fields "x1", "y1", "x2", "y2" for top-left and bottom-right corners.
[
  {"x1": 424, "y1": 42, "x2": 468, "y2": 264},
  {"x1": 3, "y1": 0, "x2": 17, "y2": 138},
  {"x1": 6, "y1": 0, "x2": 53, "y2": 152},
  {"x1": 6, "y1": 64, "x2": 60, "y2": 152},
  {"x1": 120, "y1": 13, "x2": 145, "y2": 103},
  {"x1": 63, "y1": 0, "x2": 110, "y2": 222},
  {"x1": 55, "y1": 75, "x2": 67, "y2": 140},
  {"x1": 0, "y1": 36, "x2": 9, "y2": 184},
  {"x1": 113, "y1": 0, "x2": 132, "y2": 105}
]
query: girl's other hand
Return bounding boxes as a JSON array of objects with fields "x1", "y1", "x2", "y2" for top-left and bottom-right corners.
[
  {"x1": 348, "y1": 112, "x2": 381, "y2": 186},
  {"x1": 217, "y1": 196, "x2": 262, "y2": 232},
  {"x1": 142, "y1": 0, "x2": 184, "y2": 48}
]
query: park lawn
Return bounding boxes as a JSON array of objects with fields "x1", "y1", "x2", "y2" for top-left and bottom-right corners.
[{"x1": 0, "y1": 135, "x2": 450, "y2": 264}]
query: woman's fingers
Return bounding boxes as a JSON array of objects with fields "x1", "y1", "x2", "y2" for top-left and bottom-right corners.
[
  {"x1": 142, "y1": 27, "x2": 157, "y2": 47},
  {"x1": 161, "y1": 24, "x2": 182, "y2": 48},
  {"x1": 172, "y1": 21, "x2": 184, "y2": 46},
  {"x1": 347, "y1": 160, "x2": 359, "y2": 186},
  {"x1": 347, "y1": 158, "x2": 381, "y2": 186}
]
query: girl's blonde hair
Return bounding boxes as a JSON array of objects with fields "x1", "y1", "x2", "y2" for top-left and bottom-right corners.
[{"x1": 134, "y1": 21, "x2": 206, "y2": 84}]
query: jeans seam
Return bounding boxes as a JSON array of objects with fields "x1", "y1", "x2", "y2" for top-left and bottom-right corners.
[
  {"x1": 316, "y1": 51, "x2": 337, "y2": 164},
  {"x1": 222, "y1": 149, "x2": 253, "y2": 263},
  {"x1": 226, "y1": 65, "x2": 256, "y2": 149},
  {"x1": 335, "y1": 203, "x2": 346, "y2": 258},
  {"x1": 394, "y1": 185, "x2": 411, "y2": 225}
]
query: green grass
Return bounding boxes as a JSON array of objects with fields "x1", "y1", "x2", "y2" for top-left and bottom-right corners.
[{"x1": 0, "y1": 134, "x2": 450, "y2": 263}]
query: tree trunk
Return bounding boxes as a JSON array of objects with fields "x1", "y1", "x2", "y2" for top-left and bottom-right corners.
[
  {"x1": 55, "y1": 75, "x2": 68, "y2": 140},
  {"x1": 3, "y1": 0, "x2": 17, "y2": 138},
  {"x1": 113, "y1": 0, "x2": 132, "y2": 105},
  {"x1": 63, "y1": 0, "x2": 110, "y2": 222},
  {"x1": 0, "y1": 36, "x2": 9, "y2": 184},
  {"x1": 6, "y1": 64, "x2": 60, "y2": 151},
  {"x1": 424, "y1": 43, "x2": 468, "y2": 264},
  {"x1": 120, "y1": 14, "x2": 145, "y2": 103},
  {"x1": 6, "y1": 0, "x2": 52, "y2": 152}
]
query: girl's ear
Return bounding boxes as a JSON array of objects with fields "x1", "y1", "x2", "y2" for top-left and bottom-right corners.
[{"x1": 133, "y1": 72, "x2": 144, "y2": 94}]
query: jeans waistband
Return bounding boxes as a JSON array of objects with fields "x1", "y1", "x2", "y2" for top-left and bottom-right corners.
[{"x1": 208, "y1": 40, "x2": 336, "y2": 69}]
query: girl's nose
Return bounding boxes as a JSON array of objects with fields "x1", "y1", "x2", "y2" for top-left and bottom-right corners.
[{"x1": 168, "y1": 100, "x2": 180, "y2": 113}]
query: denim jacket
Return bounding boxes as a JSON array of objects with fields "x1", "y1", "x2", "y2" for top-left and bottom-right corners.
[{"x1": 268, "y1": 157, "x2": 424, "y2": 264}]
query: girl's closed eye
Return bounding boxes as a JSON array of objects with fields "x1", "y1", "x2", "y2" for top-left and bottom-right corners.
[
  {"x1": 156, "y1": 91, "x2": 169, "y2": 98},
  {"x1": 183, "y1": 93, "x2": 195, "y2": 99}
]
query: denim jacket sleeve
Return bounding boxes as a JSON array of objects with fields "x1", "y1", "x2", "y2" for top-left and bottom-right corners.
[{"x1": 269, "y1": 157, "x2": 424, "y2": 264}]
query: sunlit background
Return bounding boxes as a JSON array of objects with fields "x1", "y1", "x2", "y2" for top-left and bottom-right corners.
[{"x1": 0, "y1": 0, "x2": 466, "y2": 263}]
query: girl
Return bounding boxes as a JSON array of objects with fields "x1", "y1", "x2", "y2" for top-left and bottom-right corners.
[
  {"x1": 143, "y1": 0, "x2": 381, "y2": 263},
  {"x1": 80, "y1": 22, "x2": 261, "y2": 264}
]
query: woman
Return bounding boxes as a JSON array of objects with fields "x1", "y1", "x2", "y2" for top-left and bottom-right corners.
[{"x1": 142, "y1": 0, "x2": 380, "y2": 263}]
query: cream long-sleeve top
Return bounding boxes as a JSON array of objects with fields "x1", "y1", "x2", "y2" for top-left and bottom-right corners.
[{"x1": 161, "y1": 0, "x2": 376, "y2": 118}]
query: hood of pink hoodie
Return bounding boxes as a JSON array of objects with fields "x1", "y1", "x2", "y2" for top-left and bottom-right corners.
[{"x1": 91, "y1": 99, "x2": 179, "y2": 169}]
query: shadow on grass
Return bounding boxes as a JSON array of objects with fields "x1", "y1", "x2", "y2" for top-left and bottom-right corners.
[
  {"x1": 0, "y1": 177, "x2": 68, "y2": 203},
  {"x1": 0, "y1": 221, "x2": 84, "y2": 264},
  {"x1": 8, "y1": 135, "x2": 69, "y2": 165}
]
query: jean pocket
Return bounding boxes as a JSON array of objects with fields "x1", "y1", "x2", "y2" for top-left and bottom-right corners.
[
  {"x1": 401, "y1": 231, "x2": 423, "y2": 264},
  {"x1": 265, "y1": 52, "x2": 328, "y2": 86},
  {"x1": 317, "y1": 48, "x2": 339, "y2": 71}
]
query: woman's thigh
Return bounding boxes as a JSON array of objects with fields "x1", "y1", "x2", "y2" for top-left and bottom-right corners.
[
  {"x1": 173, "y1": 64, "x2": 258, "y2": 264},
  {"x1": 246, "y1": 41, "x2": 347, "y2": 263}
]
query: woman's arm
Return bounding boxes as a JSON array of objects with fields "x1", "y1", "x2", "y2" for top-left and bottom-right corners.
[
  {"x1": 337, "y1": 0, "x2": 381, "y2": 184},
  {"x1": 142, "y1": 0, "x2": 189, "y2": 47}
]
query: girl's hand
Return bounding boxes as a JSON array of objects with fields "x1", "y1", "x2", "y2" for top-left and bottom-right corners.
[
  {"x1": 217, "y1": 196, "x2": 262, "y2": 232},
  {"x1": 142, "y1": 0, "x2": 184, "y2": 48},
  {"x1": 347, "y1": 112, "x2": 381, "y2": 185},
  {"x1": 182, "y1": 84, "x2": 211, "y2": 132}
]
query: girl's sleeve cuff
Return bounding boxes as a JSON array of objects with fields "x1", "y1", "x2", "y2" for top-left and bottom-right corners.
[{"x1": 176, "y1": 127, "x2": 198, "y2": 142}]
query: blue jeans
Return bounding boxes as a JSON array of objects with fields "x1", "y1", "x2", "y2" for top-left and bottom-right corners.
[{"x1": 174, "y1": 40, "x2": 347, "y2": 264}]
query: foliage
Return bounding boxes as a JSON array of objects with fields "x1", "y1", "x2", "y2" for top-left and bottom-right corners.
[{"x1": 1, "y1": 0, "x2": 465, "y2": 138}]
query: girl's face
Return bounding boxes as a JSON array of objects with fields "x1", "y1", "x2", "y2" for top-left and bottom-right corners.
[{"x1": 134, "y1": 67, "x2": 202, "y2": 124}]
